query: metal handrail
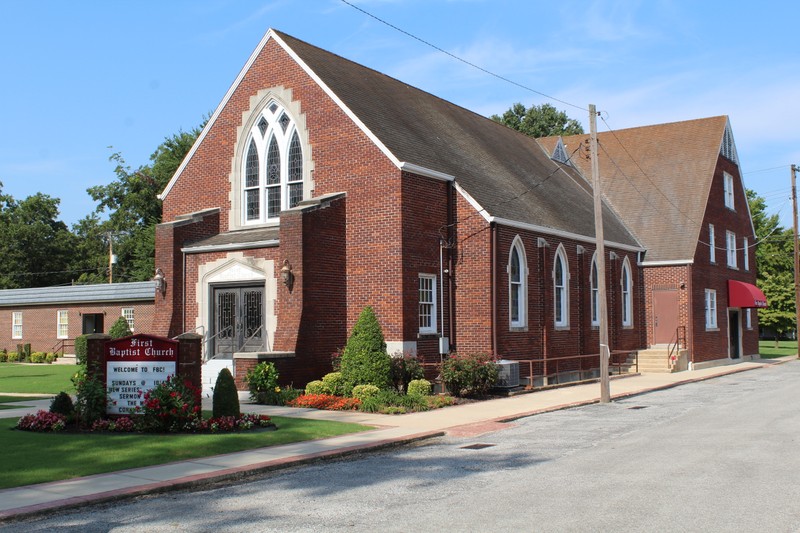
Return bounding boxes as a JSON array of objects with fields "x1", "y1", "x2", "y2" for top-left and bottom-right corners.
[
  {"x1": 667, "y1": 326, "x2": 687, "y2": 366},
  {"x1": 239, "y1": 325, "x2": 267, "y2": 352},
  {"x1": 204, "y1": 325, "x2": 233, "y2": 361}
]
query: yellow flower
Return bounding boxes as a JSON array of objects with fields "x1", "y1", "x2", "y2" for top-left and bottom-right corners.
[{"x1": 275, "y1": 386, "x2": 281, "y2": 393}]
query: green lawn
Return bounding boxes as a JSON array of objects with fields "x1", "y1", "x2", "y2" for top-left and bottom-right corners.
[
  {"x1": 0, "y1": 416, "x2": 370, "y2": 489},
  {"x1": 0, "y1": 363, "x2": 78, "y2": 394},
  {"x1": 759, "y1": 340, "x2": 798, "y2": 359}
]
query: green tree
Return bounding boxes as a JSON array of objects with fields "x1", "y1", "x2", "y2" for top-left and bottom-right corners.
[
  {"x1": 108, "y1": 316, "x2": 132, "y2": 339},
  {"x1": 747, "y1": 189, "x2": 795, "y2": 344},
  {"x1": 339, "y1": 306, "x2": 392, "y2": 390},
  {"x1": 491, "y1": 102, "x2": 584, "y2": 138},
  {"x1": 0, "y1": 184, "x2": 77, "y2": 288},
  {"x1": 85, "y1": 124, "x2": 203, "y2": 282}
]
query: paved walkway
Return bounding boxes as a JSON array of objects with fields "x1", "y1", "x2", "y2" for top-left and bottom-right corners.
[{"x1": 0, "y1": 357, "x2": 793, "y2": 521}]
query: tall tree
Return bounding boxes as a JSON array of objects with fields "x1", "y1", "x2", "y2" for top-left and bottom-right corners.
[
  {"x1": 84, "y1": 124, "x2": 203, "y2": 282},
  {"x1": 0, "y1": 184, "x2": 77, "y2": 288},
  {"x1": 491, "y1": 102, "x2": 584, "y2": 138},
  {"x1": 747, "y1": 189, "x2": 795, "y2": 344}
]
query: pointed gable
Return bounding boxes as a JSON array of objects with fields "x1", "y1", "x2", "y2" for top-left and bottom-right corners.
[{"x1": 540, "y1": 116, "x2": 731, "y2": 262}]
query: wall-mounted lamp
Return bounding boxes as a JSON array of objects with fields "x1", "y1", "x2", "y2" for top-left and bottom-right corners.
[
  {"x1": 280, "y1": 259, "x2": 294, "y2": 291},
  {"x1": 153, "y1": 268, "x2": 167, "y2": 296}
]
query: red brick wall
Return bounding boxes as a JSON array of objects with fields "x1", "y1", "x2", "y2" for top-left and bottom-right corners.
[
  {"x1": 643, "y1": 265, "x2": 692, "y2": 349},
  {"x1": 0, "y1": 301, "x2": 154, "y2": 354}
]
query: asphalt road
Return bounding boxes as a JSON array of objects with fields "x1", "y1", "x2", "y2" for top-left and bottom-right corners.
[{"x1": 5, "y1": 361, "x2": 800, "y2": 532}]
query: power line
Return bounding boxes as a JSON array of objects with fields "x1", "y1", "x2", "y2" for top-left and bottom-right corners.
[{"x1": 338, "y1": 0, "x2": 587, "y2": 113}]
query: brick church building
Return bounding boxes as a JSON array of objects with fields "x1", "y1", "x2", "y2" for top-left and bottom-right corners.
[{"x1": 152, "y1": 29, "x2": 648, "y2": 388}]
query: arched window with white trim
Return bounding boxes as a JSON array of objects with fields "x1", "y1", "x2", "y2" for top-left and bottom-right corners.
[
  {"x1": 621, "y1": 256, "x2": 633, "y2": 327},
  {"x1": 509, "y1": 236, "x2": 527, "y2": 328},
  {"x1": 241, "y1": 101, "x2": 305, "y2": 225},
  {"x1": 553, "y1": 245, "x2": 569, "y2": 327},
  {"x1": 590, "y1": 254, "x2": 599, "y2": 326}
]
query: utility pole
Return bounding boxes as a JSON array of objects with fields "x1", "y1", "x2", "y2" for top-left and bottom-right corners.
[
  {"x1": 589, "y1": 104, "x2": 611, "y2": 402},
  {"x1": 792, "y1": 164, "x2": 799, "y2": 357}
]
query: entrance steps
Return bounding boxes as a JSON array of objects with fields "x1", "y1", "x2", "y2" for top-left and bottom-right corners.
[
  {"x1": 201, "y1": 359, "x2": 234, "y2": 397},
  {"x1": 636, "y1": 347, "x2": 677, "y2": 373}
]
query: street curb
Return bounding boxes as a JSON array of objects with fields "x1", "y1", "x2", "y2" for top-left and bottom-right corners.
[{"x1": 0, "y1": 429, "x2": 444, "y2": 523}]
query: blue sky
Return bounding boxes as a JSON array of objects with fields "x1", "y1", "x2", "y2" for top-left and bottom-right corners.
[{"x1": 2, "y1": 1, "x2": 798, "y2": 228}]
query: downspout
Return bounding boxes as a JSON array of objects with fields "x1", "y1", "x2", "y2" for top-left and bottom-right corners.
[
  {"x1": 447, "y1": 181, "x2": 455, "y2": 349},
  {"x1": 439, "y1": 238, "x2": 446, "y2": 358},
  {"x1": 491, "y1": 222, "x2": 498, "y2": 355},
  {"x1": 182, "y1": 249, "x2": 187, "y2": 339},
  {"x1": 687, "y1": 263, "x2": 694, "y2": 367}
]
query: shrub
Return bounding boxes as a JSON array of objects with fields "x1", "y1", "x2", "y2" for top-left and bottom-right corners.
[
  {"x1": 74, "y1": 334, "x2": 89, "y2": 365},
  {"x1": 352, "y1": 384, "x2": 380, "y2": 402},
  {"x1": 212, "y1": 368, "x2": 241, "y2": 418},
  {"x1": 0, "y1": 351, "x2": 8, "y2": 363},
  {"x1": 339, "y1": 307, "x2": 392, "y2": 390},
  {"x1": 390, "y1": 352, "x2": 425, "y2": 393},
  {"x1": 6, "y1": 351, "x2": 19, "y2": 362},
  {"x1": 322, "y1": 371, "x2": 352, "y2": 397},
  {"x1": 49, "y1": 391, "x2": 75, "y2": 419},
  {"x1": 359, "y1": 389, "x2": 428, "y2": 414},
  {"x1": 140, "y1": 374, "x2": 202, "y2": 432},
  {"x1": 45, "y1": 352, "x2": 57, "y2": 364},
  {"x1": 426, "y1": 395, "x2": 457, "y2": 409},
  {"x1": 287, "y1": 394, "x2": 361, "y2": 411},
  {"x1": 407, "y1": 379, "x2": 432, "y2": 397},
  {"x1": 15, "y1": 411, "x2": 66, "y2": 432},
  {"x1": 440, "y1": 352, "x2": 499, "y2": 397},
  {"x1": 17, "y1": 344, "x2": 31, "y2": 362},
  {"x1": 109, "y1": 316, "x2": 132, "y2": 339},
  {"x1": 245, "y1": 362, "x2": 281, "y2": 404},
  {"x1": 305, "y1": 380, "x2": 328, "y2": 395},
  {"x1": 72, "y1": 366, "x2": 108, "y2": 427},
  {"x1": 30, "y1": 351, "x2": 47, "y2": 363}
]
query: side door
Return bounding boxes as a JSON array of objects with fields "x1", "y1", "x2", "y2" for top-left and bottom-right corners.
[{"x1": 653, "y1": 289, "x2": 679, "y2": 345}]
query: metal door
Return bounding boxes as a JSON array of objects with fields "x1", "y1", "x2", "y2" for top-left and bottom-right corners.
[
  {"x1": 212, "y1": 286, "x2": 265, "y2": 356},
  {"x1": 653, "y1": 289, "x2": 679, "y2": 345}
]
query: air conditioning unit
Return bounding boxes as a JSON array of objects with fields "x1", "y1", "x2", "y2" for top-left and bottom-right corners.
[{"x1": 495, "y1": 359, "x2": 520, "y2": 388}]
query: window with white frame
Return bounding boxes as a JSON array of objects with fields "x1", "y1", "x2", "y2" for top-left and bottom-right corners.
[
  {"x1": 12, "y1": 312, "x2": 22, "y2": 339},
  {"x1": 122, "y1": 307, "x2": 135, "y2": 332},
  {"x1": 745, "y1": 308, "x2": 752, "y2": 329},
  {"x1": 709, "y1": 224, "x2": 716, "y2": 263},
  {"x1": 57, "y1": 310, "x2": 68, "y2": 339},
  {"x1": 590, "y1": 255, "x2": 599, "y2": 326},
  {"x1": 621, "y1": 257, "x2": 633, "y2": 327},
  {"x1": 554, "y1": 246, "x2": 569, "y2": 327},
  {"x1": 705, "y1": 289, "x2": 718, "y2": 329},
  {"x1": 743, "y1": 237, "x2": 749, "y2": 271},
  {"x1": 241, "y1": 101, "x2": 305, "y2": 225},
  {"x1": 419, "y1": 274, "x2": 437, "y2": 334},
  {"x1": 509, "y1": 238, "x2": 527, "y2": 328},
  {"x1": 723, "y1": 172, "x2": 735, "y2": 210},
  {"x1": 726, "y1": 231, "x2": 737, "y2": 268}
]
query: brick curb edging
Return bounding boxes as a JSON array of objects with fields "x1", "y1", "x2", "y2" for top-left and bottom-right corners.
[{"x1": 0, "y1": 430, "x2": 444, "y2": 523}]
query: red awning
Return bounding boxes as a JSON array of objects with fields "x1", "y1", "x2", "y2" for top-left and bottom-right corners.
[{"x1": 728, "y1": 280, "x2": 768, "y2": 308}]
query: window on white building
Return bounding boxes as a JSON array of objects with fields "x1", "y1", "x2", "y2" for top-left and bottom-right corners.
[
  {"x1": 12, "y1": 312, "x2": 22, "y2": 339},
  {"x1": 419, "y1": 274, "x2": 437, "y2": 334},
  {"x1": 709, "y1": 224, "x2": 716, "y2": 263},
  {"x1": 57, "y1": 310, "x2": 69, "y2": 339},
  {"x1": 724, "y1": 172, "x2": 735, "y2": 210},
  {"x1": 705, "y1": 289, "x2": 718, "y2": 329},
  {"x1": 726, "y1": 231, "x2": 737, "y2": 268},
  {"x1": 122, "y1": 308, "x2": 135, "y2": 332}
]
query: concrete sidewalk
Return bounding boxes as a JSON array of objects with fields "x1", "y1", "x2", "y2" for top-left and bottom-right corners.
[{"x1": 0, "y1": 358, "x2": 793, "y2": 521}]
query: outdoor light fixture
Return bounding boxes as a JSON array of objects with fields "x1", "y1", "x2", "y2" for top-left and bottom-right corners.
[
  {"x1": 280, "y1": 259, "x2": 294, "y2": 290},
  {"x1": 153, "y1": 268, "x2": 167, "y2": 296}
]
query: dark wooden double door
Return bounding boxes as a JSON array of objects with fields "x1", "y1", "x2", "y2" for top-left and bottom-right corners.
[{"x1": 212, "y1": 285, "x2": 265, "y2": 357}]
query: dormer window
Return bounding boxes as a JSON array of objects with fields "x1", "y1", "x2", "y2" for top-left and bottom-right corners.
[{"x1": 241, "y1": 101, "x2": 305, "y2": 225}]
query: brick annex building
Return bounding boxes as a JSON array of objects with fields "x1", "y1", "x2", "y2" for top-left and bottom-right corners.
[{"x1": 151, "y1": 29, "x2": 763, "y2": 388}]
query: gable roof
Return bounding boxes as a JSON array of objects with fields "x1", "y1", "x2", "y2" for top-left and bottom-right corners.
[
  {"x1": 162, "y1": 29, "x2": 642, "y2": 250},
  {"x1": 538, "y1": 116, "x2": 738, "y2": 262}
]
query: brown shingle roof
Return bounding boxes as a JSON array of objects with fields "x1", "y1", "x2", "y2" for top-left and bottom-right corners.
[
  {"x1": 538, "y1": 116, "x2": 730, "y2": 262},
  {"x1": 273, "y1": 30, "x2": 640, "y2": 249}
]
